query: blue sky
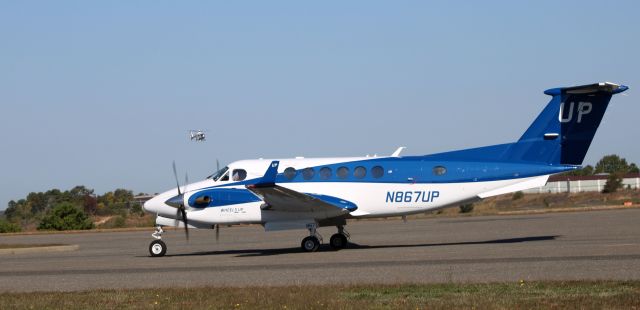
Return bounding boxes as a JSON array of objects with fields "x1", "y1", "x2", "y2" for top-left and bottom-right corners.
[{"x1": 1, "y1": 1, "x2": 638, "y2": 208}]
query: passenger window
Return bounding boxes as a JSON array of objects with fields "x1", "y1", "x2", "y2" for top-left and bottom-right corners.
[
  {"x1": 284, "y1": 167, "x2": 297, "y2": 180},
  {"x1": 319, "y1": 167, "x2": 332, "y2": 180},
  {"x1": 337, "y1": 166, "x2": 349, "y2": 179},
  {"x1": 232, "y1": 169, "x2": 247, "y2": 181},
  {"x1": 302, "y1": 167, "x2": 315, "y2": 180},
  {"x1": 433, "y1": 166, "x2": 447, "y2": 176},
  {"x1": 354, "y1": 166, "x2": 366, "y2": 179},
  {"x1": 371, "y1": 166, "x2": 384, "y2": 178}
]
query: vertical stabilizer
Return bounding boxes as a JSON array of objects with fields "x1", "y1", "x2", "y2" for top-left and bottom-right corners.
[{"x1": 507, "y1": 82, "x2": 627, "y2": 165}]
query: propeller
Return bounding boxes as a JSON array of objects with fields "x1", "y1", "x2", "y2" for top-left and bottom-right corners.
[
  {"x1": 171, "y1": 161, "x2": 190, "y2": 241},
  {"x1": 214, "y1": 159, "x2": 221, "y2": 243}
]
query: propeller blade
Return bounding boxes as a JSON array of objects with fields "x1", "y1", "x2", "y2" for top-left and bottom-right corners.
[
  {"x1": 216, "y1": 159, "x2": 220, "y2": 172},
  {"x1": 174, "y1": 207, "x2": 180, "y2": 230},
  {"x1": 180, "y1": 206, "x2": 189, "y2": 241},
  {"x1": 184, "y1": 173, "x2": 189, "y2": 194},
  {"x1": 171, "y1": 161, "x2": 189, "y2": 241},
  {"x1": 215, "y1": 224, "x2": 219, "y2": 243},
  {"x1": 172, "y1": 161, "x2": 181, "y2": 196}
]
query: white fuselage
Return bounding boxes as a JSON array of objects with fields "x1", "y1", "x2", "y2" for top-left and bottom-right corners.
[{"x1": 144, "y1": 156, "x2": 549, "y2": 228}]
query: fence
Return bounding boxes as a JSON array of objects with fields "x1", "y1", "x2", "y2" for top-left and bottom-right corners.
[{"x1": 523, "y1": 174, "x2": 640, "y2": 194}]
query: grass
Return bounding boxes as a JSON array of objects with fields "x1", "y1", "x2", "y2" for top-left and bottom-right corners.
[{"x1": 0, "y1": 281, "x2": 639, "y2": 309}]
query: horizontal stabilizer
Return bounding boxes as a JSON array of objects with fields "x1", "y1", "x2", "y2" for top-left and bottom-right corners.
[{"x1": 478, "y1": 175, "x2": 549, "y2": 199}]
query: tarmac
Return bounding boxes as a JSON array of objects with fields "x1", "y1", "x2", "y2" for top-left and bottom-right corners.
[{"x1": 1, "y1": 208, "x2": 639, "y2": 292}]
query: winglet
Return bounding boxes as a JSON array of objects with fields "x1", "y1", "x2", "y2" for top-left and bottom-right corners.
[
  {"x1": 248, "y1": 161, "x2": 279, "y2": 188},
  {"x1": 391, "y1": 147, "x2": 406, "y2": 157}
]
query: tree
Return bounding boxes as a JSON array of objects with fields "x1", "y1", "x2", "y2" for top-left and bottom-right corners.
[
  {"x1": 83, "y1": 195, "x2": 98, "y2": 215},
  {"x1": 38, "y1": 203, "x2": 94, "y2": 231},
  {"x1": 4, "y1": 199, "x2": 33, "y2": 227},
  {"x1": 97, "y1": 189, "x2": 134, "y2": 215},
  {"x1": 0, "y1": 219, "x2": 21, "y2": 233},
  {"x1": 459, "y1": 203, "x2": 474, "y2": 213},
  {"x1": 595, "y1": 155, "x2": 633, "y2": 174},
  {"x1": 602, "y1": 173, "x2": 622, "y2": 193},
  {"x1": 512, "y1": 191, "x2": 524, "y2": 200},
  {"x1": 563, "y1": 165, "x2": 594, "y2": 176}
]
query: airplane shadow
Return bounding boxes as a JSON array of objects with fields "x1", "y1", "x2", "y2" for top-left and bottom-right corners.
[{"x1": 165, "y1": 235, "x2": 559, "y2": 258}]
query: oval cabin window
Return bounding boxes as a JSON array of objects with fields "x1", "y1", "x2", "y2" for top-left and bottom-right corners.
[
  {"x1": 337, "y1": 166, "x2": 349, "y2": 179},
  {"x1": 302, "y1": 167, "x2": 315, "y2": 180},
  {"x1": 319, "y1": 167, "x2": 332, "y2": 180},
  {"x1": 284, "y1": 167, "x2": 297, "y2": 180},
  {"x1": 371, "y1": 166, "x2": 384, "y2": 178},
  {"x1": 433, "y1": 166, "x2": 447, "y2": 176}
]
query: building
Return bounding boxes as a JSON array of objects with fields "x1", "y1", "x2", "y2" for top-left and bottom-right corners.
[{"x1": 524, "y1": 173, "x2": 640, "y2": 194}]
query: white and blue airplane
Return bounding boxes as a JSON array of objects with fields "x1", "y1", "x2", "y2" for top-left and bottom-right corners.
[{"x1": 144, "y1": 82, "x2": 628, "y2": 257}]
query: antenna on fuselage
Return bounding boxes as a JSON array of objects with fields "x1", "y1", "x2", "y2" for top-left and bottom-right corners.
[{"x1": 391, "y1": 147, "x2": 406, "y2": 157}]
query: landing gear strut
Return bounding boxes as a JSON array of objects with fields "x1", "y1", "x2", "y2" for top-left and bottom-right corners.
[
  {"x1": 301, "y1": 223, "x2": 322, "y2": 252},
  {"x1": 149, "y1": 226, "x2": 167, "y2": 257},
  {"x1": 329, "y1": 225, "x2": 349, "y2": 250}
]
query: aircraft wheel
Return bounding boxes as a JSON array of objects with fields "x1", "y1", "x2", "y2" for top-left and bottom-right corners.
[
  {"x1": 329, "y1": 233, "x2": 348, "y2": 250},
  {"x1": 149, "y1": 239, "x2": 167, "y2": 257},
  {"x1": 301, "y1": 236, "x2": 320, "y2": 252}
]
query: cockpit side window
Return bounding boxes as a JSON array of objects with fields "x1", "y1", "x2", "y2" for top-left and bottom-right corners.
[
  {"x1": 207, "y1": 166, "x2": 229, "y2": 181},
  {"x1": 220, "y1": 171, "x2": 229, "y2": 181},
  {"x1": 232, "y1": 169, "x2": 247, "y2": 181}
]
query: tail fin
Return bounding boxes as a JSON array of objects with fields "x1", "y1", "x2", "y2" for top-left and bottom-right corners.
[{"x1": 508, "y1": 82, "x2": 628, "y2": 165}]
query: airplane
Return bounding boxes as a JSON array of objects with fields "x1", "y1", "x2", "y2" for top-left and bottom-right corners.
[
  {"x1": 189, "y1": 130, "x2": 206, "y2": 142},
  {"x1": 144, "y1": 82, "x2": 628, "y2": 257}
]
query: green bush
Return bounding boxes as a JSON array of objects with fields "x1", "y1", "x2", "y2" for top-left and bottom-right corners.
[
  {"x1": 0, "y1": 219, "x2": 21, "y2": 233},
  {"x1": 512, "y1": 191, "x2": 524, "y2": 200},
  {"x1": 459, "y1": 204, "x2": 474, "y2": 213},
  {"x1": 38, "y1": 203, "x2": 94, "y2": 231},
  {"x1": 602, "y1": 174, "x2": 622, "y2": 193},
  {"x1": 131, "y1": 203, "x2": 144, "y2": 216}
]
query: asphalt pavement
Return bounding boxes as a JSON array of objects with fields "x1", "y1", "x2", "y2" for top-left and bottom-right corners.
[{"x1": 1, "y1": 209, "x2": 639, "y2": 292}]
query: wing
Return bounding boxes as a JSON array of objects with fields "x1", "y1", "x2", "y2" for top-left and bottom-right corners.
[{"x1": 246, "y1": 161, "x2": 357, "y2": 213}]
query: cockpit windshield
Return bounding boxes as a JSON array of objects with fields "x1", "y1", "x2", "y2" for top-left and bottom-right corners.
[{"x1": 206, "y1": 166, "x2": 229, "y2": 181}]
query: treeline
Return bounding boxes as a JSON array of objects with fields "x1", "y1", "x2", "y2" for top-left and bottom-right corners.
[
  {"x1": 1, "y1": 186, "x2": 147, "y2": 233},
  {"x1": 563, "y1": 154, "x2": 639, "y2": 176},
  {"x1": 563, "y1": 155, "x2": 638, "y2": 193}
]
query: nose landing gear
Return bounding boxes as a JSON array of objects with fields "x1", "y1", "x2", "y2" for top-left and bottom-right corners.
[{"x1": 149, "y1": 226, "x2": 167, "y2": 257}]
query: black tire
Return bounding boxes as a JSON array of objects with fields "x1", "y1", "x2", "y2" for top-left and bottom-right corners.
[
  {"x1": 149, "y1": 239, "x2": 167, "y2": 257},
  {"x1": 301, "y1": 236, "x2": 320, "y2": 252},
  {"x1": 329, "y1": 233, "x2": 348, "y2": 250}
]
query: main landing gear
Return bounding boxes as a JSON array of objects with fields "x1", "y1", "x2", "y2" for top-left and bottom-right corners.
[
  {"x1": 300, "y1": 224, "x2": 350, "y2": 252},
  {"x1": 329, "y1": 225, "x2": 350, "y2": 250},
  {"x1": 149, "y1": 226, "x2": 167, "y2": 257}
]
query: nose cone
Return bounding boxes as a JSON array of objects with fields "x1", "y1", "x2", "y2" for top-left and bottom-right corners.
[
  {"x1": 143, "y1": 191, "x2": 179, "y2": 218},
  {"x1": 165, "y1": 194, "x2": 184, "y2": 208}
]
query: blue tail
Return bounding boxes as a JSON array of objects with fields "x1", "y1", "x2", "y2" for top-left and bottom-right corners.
[
  {"x1": 507, "y1": 82, "x2": 628, "y2": 165},
  {"x1": 424, "y1": 82, "x2": 628, "y2": 166}
]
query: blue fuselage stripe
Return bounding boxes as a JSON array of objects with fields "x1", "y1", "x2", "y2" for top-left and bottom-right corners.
[{"x1": 187, "y1": 157, "x2": 574, "y2": 209}]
